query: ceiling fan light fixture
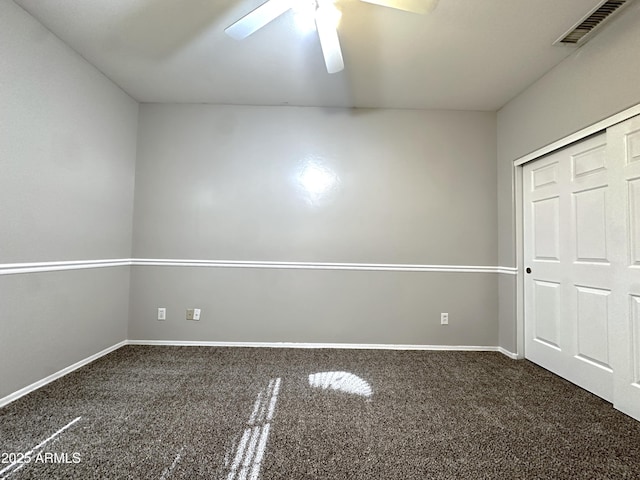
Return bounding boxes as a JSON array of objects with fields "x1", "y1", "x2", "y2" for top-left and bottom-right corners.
[
  {"x1": 226, "y1": 0, "x2": 427, "y2": 74},
  {"x1": 292, "y1": 0, "x2": 320, "y2": 33},
  {"x1": 316, "y1": 1, "x2": 342, "y2": 28},
  {"x1": 291, "y1": 0, "x2": 318, "y2": 15}
]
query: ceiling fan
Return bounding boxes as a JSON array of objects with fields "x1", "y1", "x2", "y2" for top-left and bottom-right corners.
[{"x1": 225, "y1": 0, "x2": 437, "y2": 74}]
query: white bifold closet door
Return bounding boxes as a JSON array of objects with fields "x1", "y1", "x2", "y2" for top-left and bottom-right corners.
[
  {"x1": 608, "y1": 115, "x2": 640, "y2": 421},
  {"x1": 524, "y1": 132, "x2": 614, "y2": 402},
  {"x1": 524, "y1": 114, "x2": 640, "y2": 422}
]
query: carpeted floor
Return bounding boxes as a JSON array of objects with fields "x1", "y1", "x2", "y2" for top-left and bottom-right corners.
[{"x1": 1, "y1": 346, "x2": 639, "y2": 479}]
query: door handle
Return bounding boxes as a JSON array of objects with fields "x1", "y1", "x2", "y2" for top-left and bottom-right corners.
[{"x1": 526, "y1": 267, "x2": 532, "y2": 274}]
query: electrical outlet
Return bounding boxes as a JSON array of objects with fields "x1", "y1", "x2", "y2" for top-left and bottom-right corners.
[
  {"x1": 441, "y1": 313, "x2": 449, "y2": 325},
  {"x1": 193, "y1": 308, "x2": 201, "y2": 321},
  {"x1": 186, "y1": 308, "x2": 194, "y2": 320},
  {"x1": 157, "y1": 308, "x2": 166, "y2": 321}
]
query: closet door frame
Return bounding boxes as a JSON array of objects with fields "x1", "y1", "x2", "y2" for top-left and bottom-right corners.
[{"x1": 514, "y1": 104, "x2": 640, "y2": 361}]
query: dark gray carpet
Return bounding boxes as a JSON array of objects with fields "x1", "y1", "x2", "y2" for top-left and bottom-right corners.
[{"x1": 1, "y1": 346, "x2": 639, "y2": 479}]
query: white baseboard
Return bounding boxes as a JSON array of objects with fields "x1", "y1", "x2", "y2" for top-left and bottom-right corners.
[
  {"x1": 0, "y1": 340, "x2": 127, "y2": 408},
  {"x1": 498, "y1": 347, "x2": 520, "y2": 360},
  {"x1": 0, "y1": 340, "x2": 520, "y2": 408},
  {"x1": 127, "y1": 339, "x2": 503, "y2": 352}
]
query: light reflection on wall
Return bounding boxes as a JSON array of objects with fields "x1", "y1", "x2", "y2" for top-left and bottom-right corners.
[
  {"x1": 295, "y1": 160, "x2": 339, "y2": 205},
  {"x1": 308, "y1": 371, "x2": 373, "y2": 398},
  {"x1": 225, "y1": 378, "x2": 281, "y2": 480}
]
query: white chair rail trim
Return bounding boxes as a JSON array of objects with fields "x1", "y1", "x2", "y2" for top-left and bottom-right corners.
[{"x1": 0, "y1": 258, "x2": 518, "y2": 275}]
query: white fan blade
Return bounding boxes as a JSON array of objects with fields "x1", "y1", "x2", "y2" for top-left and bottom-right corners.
[
  {"x1": 315, "y1": 5, "x2": 344, "y2": 74},
  {"x1": 225, "y1": 0, "x2": 293, "y2": 40},
  {"x1": 359, "y1": 0, "x2": 437, "y2": 14}
]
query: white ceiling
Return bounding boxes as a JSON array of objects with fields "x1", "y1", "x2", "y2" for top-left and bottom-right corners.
[{"x1": 13, "y1": 0, "x2": 617, "y2": 110}]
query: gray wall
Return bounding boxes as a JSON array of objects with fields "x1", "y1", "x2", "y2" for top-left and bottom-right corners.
[
  {"x1": 0, "y1": 1, "x2": 138, "y2": 398},
  {"x1": 496, "y1": 1, "x2": 640, "y2": 352},
  {"x1": 130, "y1": 105, "x2": 498, "y2": 345}
]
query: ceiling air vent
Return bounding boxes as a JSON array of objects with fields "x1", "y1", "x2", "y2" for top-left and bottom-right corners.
[{"x1": 554, "y1": 0, "x2": 632, "y2": 46}]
